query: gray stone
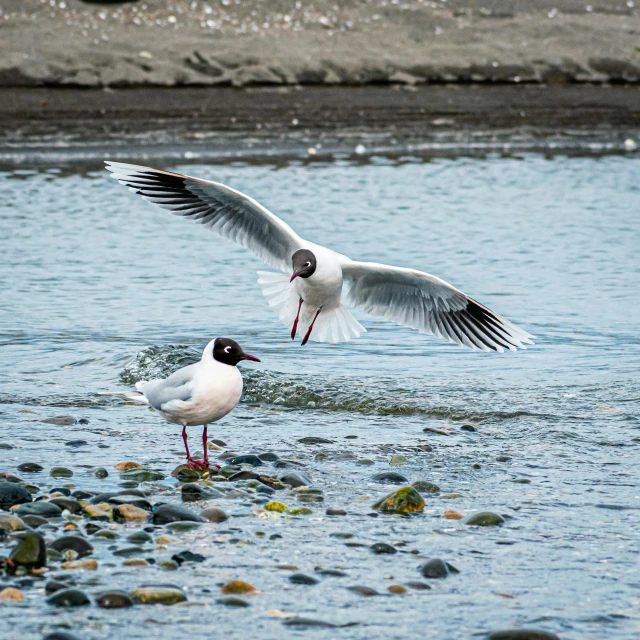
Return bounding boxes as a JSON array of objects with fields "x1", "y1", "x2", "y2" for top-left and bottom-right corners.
[
  {"x1": 48, "y1": 536, "x2": 94, "y2": 557},
  {"x1": 371, "y1": 472, "x2": 408, "y2": 484},
  {"x1": 152, "y1": 504, "x2": 201, "y2": 525},
  {"x1": 16, "y1": 501, "x2": 63, "y2": 518},
  {"x1": 0, "y1": 481, "x2": 32, "y2": 511},
  {"x1": 96, "y1": 590, "x2": 134, "y2": 608},
  {"x1": 289, "y1": 573, "x2": 319, "y2": 585},
  {"x1": 418, "y1": 558, "x2": 459, "y2": 579},
  {"x1": 47, "y1": 588, "x2": 90, "y2": 607},
  {"x1": 279, "y1": 471, "x2": 311, "y2": 488}
]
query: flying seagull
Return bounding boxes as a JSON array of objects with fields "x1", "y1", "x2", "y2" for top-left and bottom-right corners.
[
  {"x1": 115, "y1": 338, "x2": 259, "y2": 469},
  {"x1": 106, "y1": 161, "x2": 534, "y2": 351}
]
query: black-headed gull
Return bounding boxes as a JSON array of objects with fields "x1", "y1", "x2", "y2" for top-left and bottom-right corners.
[
  {"x1": 106, "y1": 161, "x2": 534, "y2": 351},
  {"x1": 121, "y1": 338, "x2": 259, "y2": 469}
]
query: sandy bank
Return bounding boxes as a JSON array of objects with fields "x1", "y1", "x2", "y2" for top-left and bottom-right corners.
[{"x1": 2, "y1": 0, "x2": 640, "y2": 88}]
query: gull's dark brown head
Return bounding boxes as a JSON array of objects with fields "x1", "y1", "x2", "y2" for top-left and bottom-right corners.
[
  {"x1": 290, "y1": 249, "x2": 317, "y2": 282},
  {"x1": 213, "y1": 338, "x2": 260, "y2": 366}
]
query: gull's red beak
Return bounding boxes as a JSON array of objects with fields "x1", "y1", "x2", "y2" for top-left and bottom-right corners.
[
  {"x1": 290, "y1": 271, "x2": 300, "y2": 282},
  {"x1": 240, "y1": 353, "x2": 261, "y2": 363}
]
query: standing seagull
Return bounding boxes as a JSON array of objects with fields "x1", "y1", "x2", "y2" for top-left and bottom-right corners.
[
  {"x1": 119, "y1": 338, "x2": 259, "y2": 469},
  {"x1": 106, "y1": 162, "x2": 534, "y2": 351}
]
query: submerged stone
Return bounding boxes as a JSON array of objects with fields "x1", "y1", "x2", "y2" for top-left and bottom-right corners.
[
  {"x1": 130, "y1": 585, "x2": 186, "y2": 605},
  {"x1": 8, "y1": 531, "x2": 46, "y2": 573},
  {"x1": 372, "y1": 487, "x2": 424, "y2": 514},
  {"x1": 50, "y1": 467, "x2": 73, "y2": 478},
  {"x1": 279, "y1": 471, "x2": 311, "y2": 488},
  {"x1": 121, "y1": 468, "x2": 165, "y2": 482},
  {"x1": 221, "y1": 580, "x2": 256, "y2": 595},
  {"x1": 0, "y1": 481, "x2": 32, "y2": 511},
  {"x1": 289, "y1": 573, "x2": 319, "y2": 585},
  {"x1": 412, "y1": 480, "x2": 440, "y2": 493},
  {"x1": 0, "y1": 587, "x2": 25, "y2": 602},
  {"x1": 370, "y1": 542, "x2": 397, "y2": 554},
  {"x1": 181, "y1": 483, "x2": 223, "y2": 502},
  {"x1": 418, "y1": 558, "x2": 459, "y2": 579},
  {"x1": 347, "y1": 585, "x2": 378, "y2": 596},
  {"x1": 199, "y1": 507, "x2": 228, "y2": 523},
  {"x1": 264, "y1": 501, "x2": 288, "y2": 512},
  {"x1": 371, "y1": 472, "x2": 408, "y2": 484},
  {"x1": 389, "y1": 454, "x2": 408, "y2": 465},
  {"x1": 46, "y1": 588, "x2": 90, "y2": 607},
  {"x1": 114, "y1": 504, "x2": 149, "y2": 522},
  {"x1": 96, "y1": 590, "x2": 134, "y2": 608},
  {"x1": 298, "y1": 436, "x2": 334, "y2": 444},
  {"x1": 0, "y1": 514, "x2": 26, "y2": 531},
  {"x1": 16, "y1": 501, "x2": 63, "y2": 518},
  {"x1": 48, "y1": 536, "x2": 94, "y2": 557},
  {"x1": 94, "y1": 467, "x2": 109, "y2": 478},
  {"x1": 152, "y1": 504, "x2": 201, "y2": 525},
  {"x1": 217, "y1": 596, "x2": 249, "y2": 607},
  {"x1": 49, "y1": 497, "x2": 81, "y2": 514},
  {"x1": 464, "y1": 511, "x2": 505, "y2": 526},
  {"x1": 387, "y1": 584, "x2": 407, "y2": 594},
  {"x1": 229, "y1": 454, "x2": 263, "y2": 466},
  {"x1": 17, "y1": 463, "x2": 43, "y2": 473}
]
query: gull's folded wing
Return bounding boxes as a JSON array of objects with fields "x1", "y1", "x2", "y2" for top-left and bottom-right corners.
[
  {"x1": 341, "y1": 261, "x2": 534, "y2": 352},
  {"x1": 106, "y1": 161, "x2": 304, "y2": 271}
]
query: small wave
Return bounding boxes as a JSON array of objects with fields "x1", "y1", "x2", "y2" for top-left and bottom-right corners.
[{"x1": 116, "y1": 345, "x2": 550, "y2": 421}]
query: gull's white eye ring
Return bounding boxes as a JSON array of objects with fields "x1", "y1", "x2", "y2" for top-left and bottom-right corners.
[
  {"x1": 224, "y1": 346, "x2": 232, "y2": 354},
  {"x1": 305, "y1": 261, "x2": 311, "y2": 267}
]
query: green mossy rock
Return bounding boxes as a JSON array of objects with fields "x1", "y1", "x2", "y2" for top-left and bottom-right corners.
[
  {"x1": 130, "y1": 586, "x2": 186, "y2": 605},
  {"x1": 372, "y1": 487, "x2": 425, "y2": 514},
  {"x1": 121, "y1": 468, "x2": 165, "y2": 482},
  {"x1": 9, "y1": 531, "x2": 47, "y2": 573},
  {"x1": 50, "y1": 467, "x2": 73, "y2": 478}
]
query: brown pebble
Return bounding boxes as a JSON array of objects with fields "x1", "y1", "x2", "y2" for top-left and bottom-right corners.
[
  {"x1": 199, "y1": 507, "x2": 228, "y2": 523},
  {"x1": 114, "y1": 504, "x2": 148, "y2": 521},
  {"x1": 387, "y1": 584, "x2": 407, "y2": 594},
  {"x1": 61, "y1": 559, "x2": 98, "y2": 570},
  {"x1": 221, "y1": 580, "x2": 256, "y2": 595},
  {"x1": 444, "y1": 509, "x2": 464, "y2": 520},
  {"x1": 123, "y1": 558, "x2": 149, "y2": 566},
  {"x1": 0, "y1": 587, "x2": 25, "y2": 602},
  {"x1": 114, "y1": 461, "x2": 142, "y2": 471}
]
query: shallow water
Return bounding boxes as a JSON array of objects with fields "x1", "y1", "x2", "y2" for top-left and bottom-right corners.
[{"x1": 1, "y1": 154, "x2": 639, "y2": 639}]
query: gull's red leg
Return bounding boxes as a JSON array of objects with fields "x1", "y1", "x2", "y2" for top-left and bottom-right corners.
[
  {"x1": 202, "y1": 425, "x2": 209, "y2": 467},
  {"x1": 291, "y1": 298, "x2": 303, "y2": 340},
  {"x1": 301, "y1": 308, "x2": 322, "y2": 346},
  {"x1": 182, "y1": 424, "x2": 193, "y2": 465}
]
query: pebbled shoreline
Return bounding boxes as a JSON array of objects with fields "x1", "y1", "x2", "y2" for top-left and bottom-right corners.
[{"x1": 2, "y1": 0, "x2": 640, "y2": 89}]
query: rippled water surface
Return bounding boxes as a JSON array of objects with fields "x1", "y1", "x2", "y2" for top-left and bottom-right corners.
[{"x1": 1, "y1": 154, "x2": 639, "y2": 639}]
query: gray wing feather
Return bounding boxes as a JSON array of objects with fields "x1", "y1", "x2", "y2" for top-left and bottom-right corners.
[
  {"x1": 105, "y1": 161, "x2": 304, "y2": 271},
  {"x1": 136, "y1": 364, "x2": 197, "y2": 410},
  {"x1": 341, "y1": 261, "x2": 534, "y2": 352}
]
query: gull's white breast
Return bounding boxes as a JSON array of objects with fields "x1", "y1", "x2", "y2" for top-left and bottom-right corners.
[{"x1": 160, "y1": 360, "x2": 243, "y2": 427}]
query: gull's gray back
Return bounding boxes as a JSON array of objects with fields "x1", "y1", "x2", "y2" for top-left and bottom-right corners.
[{"x1": 136, "y1": 363, "x2": 198, "y2": 410}]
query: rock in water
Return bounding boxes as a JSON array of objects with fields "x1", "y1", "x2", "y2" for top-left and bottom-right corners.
[
  {"x1": 371, "y1": 472, "x2": 409, "y2": 484},
  {"x1": 217, "y1": 596, "x2": 250, "y2": 607},
  {"x1": 16, "y1": 501, "x2": 63, "y2": 518},
  {"x1": 464, "y1": 511, "x2": 506, "y2": 526},
  {"x1": 221, "y1": 580, "x2": 256, "y2": 594},
  {"x1": 50, "y1": 467, "x2": 73, "y2": 478},
  {"x1": 96, "y1": 590, "x2": 134, "y2": 608},
  {"x1": 289, "y1": 573, "x2": 319, "y2": 585},
  {"x1": 279, "y1": 471, "x2": 311, "y2": 488},
  {"x1": 0, "y1": 481, "x2": 32, "y2": 511},
  {"x1": 199, "y1": 507, "x2": 228, "y2": 523},
  {"x1": 181, "y1": 483, "x2": 224, "y2": 502},
  {"x1": 0, "y1": 587, "x2": 25, "y2": 602},
  {"x1": 151, "y1": 504, "x2": 201, "y2": 524},
  {"x1": 372, "y1": 487, "x2": 425, "y2": 513},
  {"x1": 412, "y1": 480, "x2": 440, "y2": 493},
  {"x1": 488, "y1": 631, "x2": 560, "y2": 640},
  {"x1": 370, "y1": 542, "x2": 397, "y2": 554},
  {"x1": 229, "y1": 454, "x2": 264, "y2": 466},
  {"x1": 48, "y1": 536, "x2": 94, "y2": 557},
  {"x1": 8, "y1": 531, "x2": 46, "y2": 573},
  {"x1": 418, "y1": 558, "x2": 459, "y2": 579},
  {"x1": 43, "y1": 633, "x2": 84, "y2": 640},
  {"x1": 47, "y1": 589, "x2": 90, "y2": 607},
  {"x1": 130, "y1": 586, "x2": 187, "y2": 605}
]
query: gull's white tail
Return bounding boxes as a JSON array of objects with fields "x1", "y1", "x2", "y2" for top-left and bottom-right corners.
[
  {"x1": 98, "y1": 391, "x2": 149, "y2": 404},
  {"x1": 257, "y1": 271, "x2": 365, "y2": 343}
]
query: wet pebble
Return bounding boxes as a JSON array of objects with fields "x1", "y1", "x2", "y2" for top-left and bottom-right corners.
[
  {"x1": 387, "y1": 584, "x2": 407, "y2": 594},
  {"x1": 108, "y1": 495, "x2": 152, "y2": 510},
  {"x1": 406, "y1": 581, "x2": 432, "y2": 590},
  {"x1": 180, "y1": 483, "x2": 224, "y2": 502},
  {"x1": 45, "y1": 580, "x2": 70, "y2": 594},
  {"x1": 43, "y1": 634, "x2": 83, "y2": 640},
  {"x1": 50, "y1": 467, "x2": 73, "y2": 478},
  {"x1": 444, "y1": 509, "x2": 464, "y2": 520},
  {"x1": 121, "y1": 468, "x2": 165, "y2": 482},
  {"x1": 127, "y1": 531, "x2": 153, "y2": 544},
  {"x1": 217, "y1": 596, "x2": 249, "y2": 607},
  {"x1": 42, "y1": 416, "x2": 75, "y2": 426},
  {"x1": 49, "y1": 497, "x2": 81, "y2": 514},
  {"x1": 65, "y1": 439, "x2": 88, "y2": 447},
  {"x1": 298, "y1": 436, "x2": 334, "y2": 444},
  {"x1": 370, "y1": 542, "x2": 397, "y2": 554},
  {"x1": 48, "y1": 536, "x2": 94, "y2": 557},
  {"x1": 114, "y1": 504, "x2": 149, "y2": 522},
  {"x1": 130, "y1": 585, "x2": 186, "y2": 605},
  {"x1": 461, "y1": 424, "x2": 478, "y2": 432},
  {"x1": 316, "y1": 568, "x2": 347, "y2": 577},
  {"x1": 21, "y1": 514, "x2": 48, "y2": 528},
  {"x1": 0, "y1": 481, "x2": 33, "y2": 511},
  {"x1": 229, "y1": 454, "x2": 263, "y2": 466},
  {"x1": 289, "y1": 573, "x2": 319, "y2": 585},
  {"x1": 279, "y1": 471, "x2": 311, "y2": 488},
  {"x1": 412, "y1": 480, "x2": 440, "y2": 493},
  {"x1": 326, "y1": 508, "x2": 347, "y2": 516},
  {"x1": 418, "y1": 558, "x2": 459, "y2": 579},
  {"x1": 46, "y1": 588, "x2": 90, "y2": 607},
  {"x1": 16, "y1": 501, "x2": 62, "y2": 518},
  {"x1": 17, "y1": 462, "x2": 43, "y2": 473},
  {"x1": 256, "y1": 485, "x2": 275, "y2": 496},
  {"x1": 0, "y1": 514, "x2": 26, "y2": 531},
  {"x1": 389, "y1": 454, "x2": 408, "y2": 465},
  {"x1": 8, "y1": 531, "x2": 47, "y2": 573},
  {"x1": 371, "y1": 472, "x2": 408, "y2": 484},
  {"x1": 172, "y1": 550, "x2": 205, "y2": 564},
  {"x1": 96, "y1": 590, "x2": 134, "y2": 608},
  {"x1": 258, "y1": 452, "x2": 279, "y2": 462},
  {"x1": 372, "y1": 487, "x2": 424, "y2": 513},
  {"x1": 0, "y1": 587, "x2": 25, "y2": 602},
  {"x1": 221, "y1": 580, "x2": 256, "y2": 594},
  {"x1": 94, "y1": 467, "x2": 108, "y2": 478},
  {"x1": 464, "y1": 512, "x2": 505, "y2": 526},
  {"x1": 347, "y1": 585, "x2": 378, "y2": 596},
  {"x1": 152, "y1": 504, "x2": 201, "y2": 525},
  {"x1": 228, "y1": 470, "x2": 260, "y2": 481},
  {"x1": 199, "y1": 507, "x2": 228, "y2": 523}
]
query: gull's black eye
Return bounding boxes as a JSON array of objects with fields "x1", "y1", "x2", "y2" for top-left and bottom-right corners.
[
  {"x1": 224, "y1": 346, "x2": 232, "y2": 354},
  {"x1": 305, "y1": 261, "x2": 311, "y2": 267}
]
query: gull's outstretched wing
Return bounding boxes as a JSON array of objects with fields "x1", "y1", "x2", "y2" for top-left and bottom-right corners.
[
  {"x1": 105, "y1": 161, "x2": 304, "y2": 271},
  {"x1": 341, "y1": 261, "x2": 534, "y2": 352}
]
